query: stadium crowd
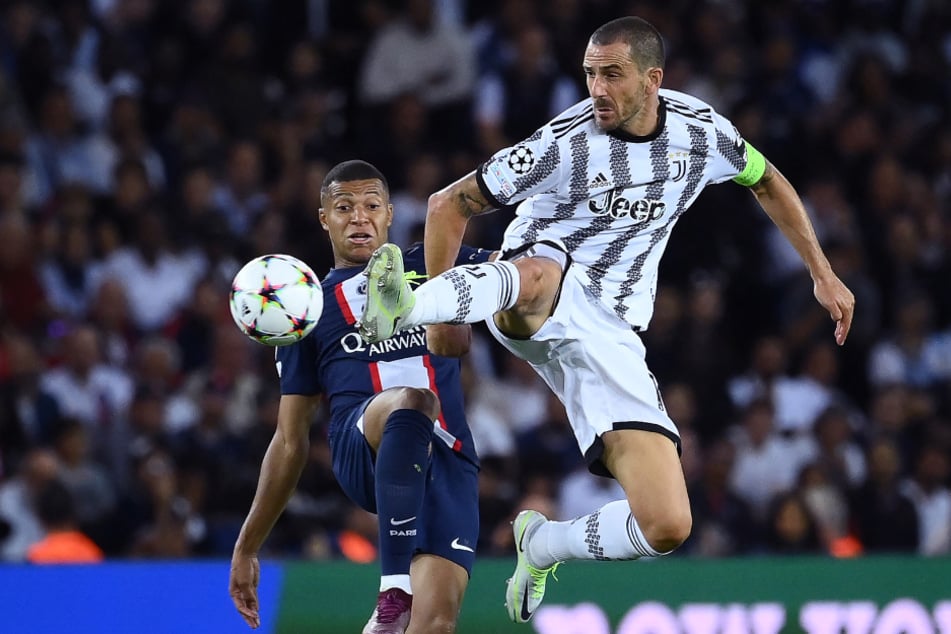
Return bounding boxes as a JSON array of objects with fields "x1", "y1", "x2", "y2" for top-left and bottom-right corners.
[{"x1": 0, "y1": 0, "x2": 950, "y2": 563}]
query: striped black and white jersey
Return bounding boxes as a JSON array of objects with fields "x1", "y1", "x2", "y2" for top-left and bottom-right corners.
[{"x1": 475, "y1": 88, "x2": 750, "y2": 330}]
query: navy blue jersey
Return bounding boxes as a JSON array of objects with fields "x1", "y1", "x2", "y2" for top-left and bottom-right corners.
[{"x1": 277, "y1": 244, "x2": 491, "y2": 466}]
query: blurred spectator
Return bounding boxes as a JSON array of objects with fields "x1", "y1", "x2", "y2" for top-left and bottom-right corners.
[
  {"x1": 763, "y1": 492, "x2": 824, "y2": 555},
  {"x1": 50, "y1": 418, "x2": 116, "y2": 543},
  {"x1": 170, "y1": 384, "x2": 250, "y2": 555},
  {"x1": 39, "y1": 324, "x2": 133, "y2": 459},
  {"x1": 0, "y1": 333, "x2": 60, "y2": 451},
  {"x1": 358, "y1": 0, "x2": 475, "y2": 138},
  {"x1": 133, "y1": 336, "x2": 196, "y2": 432},
  {"x1": 115, "y1": 447, "x2": 198, "y2": 557},
  {"x1": 84, "y1": 91, "x2": 166, "y2": 194},
  {"x1": 728, "y1": 399, "x2": 808, "y2": 521},
  {"x1": 0, "y1": 211, "x2": 48, "y2": 333},
  {"x1": 100, "y1": 210, "x2": 206, "y2": 332},
  {"x1": 849, "y1": 437, "x2": 919, "y2": 553},
  {"x1": 868, "y1": 291, "x2": 951, "y2": 389},
  {"x1": 900, "y1": 444, "x2": 951, "y2": 556},
  {"x1": 211, "y1": 139, "x2": 269, "y2": 236},
  {"x1": 0, "y1": 448, "x2": 59, "y2": 561},
  {"x1": 515, "y1": 392, "x2": 584, "y2": 481},
  {"x1": 26, "y1": 478, "x2": 104, "y2": 564},
  {"x1": 557, "y1": 467, "x2": 625, "y2": 522},
  {"x1": 686, "y1": 439, "x2": 757, "y2": 557},
  {"x1": 181, "y1": 326, "x2": 262, "y2": 435},
  {"x1": 801, "y1": 406, "x2": 867, "y2": 491},
  {"x1": 474, "y1": 22, "x2": 579, "y2": 154},
  {"x1": 22, "y1": 85, "x2": 96, "y2": 206},
  {"x1": 797, "y1": 463, "x2": 851, "y2": 553},
  {"x1": 87, "y1": 277, "x2": 135, "y2": 367},
  {"x1": 389, "y1": 153, "x2": 444, "y2": 249},
  {"x1": 38, "y1": 221, "x2": 106, "y2": 319}
]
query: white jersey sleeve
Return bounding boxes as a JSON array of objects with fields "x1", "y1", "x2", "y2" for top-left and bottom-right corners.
[{"x1": 475, "y1": 102, "x2": 592, "y2": 206}]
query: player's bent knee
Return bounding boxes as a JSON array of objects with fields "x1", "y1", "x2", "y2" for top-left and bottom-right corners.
[
  {"x1": 642, "y1": 508, "x2": 692, "y2": 554},
  {"x1": 512, "y1": 257, "x2": 561, "y2": 315},
  {"x1": 391, "y1": 387, "x2": 440, "y2": 420}
]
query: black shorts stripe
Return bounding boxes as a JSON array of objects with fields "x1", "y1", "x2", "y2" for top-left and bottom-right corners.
[{"x1": 583, "y1": 421, "x2": 682, "y2": 479}]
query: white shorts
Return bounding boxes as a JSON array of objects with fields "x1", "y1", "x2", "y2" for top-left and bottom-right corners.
[{"x1": 486, "y1": 258, "x2": 680, "y2": 478}]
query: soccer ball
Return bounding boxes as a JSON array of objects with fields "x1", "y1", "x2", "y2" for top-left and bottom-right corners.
[{"x1": 229, "y1": 254, "x2": 324, "y2": 347}]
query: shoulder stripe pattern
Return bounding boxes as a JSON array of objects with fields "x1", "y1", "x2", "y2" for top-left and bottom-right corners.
[
  {"x1": 575, "y1": 130, "x2": 664, "y2": 298},
  {"x1": 664, "y1": 97, "x2": 713, "y2": 124},
  {"x1": 551, "y1": 104, "x2": 593, "y2": 138},
  {"x1": 615, "y1": 123, "x2": 708, "y2": 318},
  {"x1": 523, "y1": 132, "x2": 590, "y2": 243}
]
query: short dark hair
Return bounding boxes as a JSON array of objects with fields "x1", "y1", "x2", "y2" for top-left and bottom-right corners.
[
  {"x1": 321, "y1": 160, "x2": 389, "y2": 198},
  {"x1": 590, "y1": 17, "x2": 665, "y2": 70}
]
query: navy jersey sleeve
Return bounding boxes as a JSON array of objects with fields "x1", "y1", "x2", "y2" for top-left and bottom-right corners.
[
  {"x1": 403, "y1": 243, "x2": 492, "y2": 270},
  {"x1": 456, "y1": 245, "x2": 492, "y2": 265},
  {"x1": 275, "y1": 333, "x2": 322, "y2": 395}
]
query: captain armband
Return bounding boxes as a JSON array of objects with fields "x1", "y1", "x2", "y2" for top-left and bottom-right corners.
[{"x1": 732, "y1": 141, "x2": 767, "y2": 187}]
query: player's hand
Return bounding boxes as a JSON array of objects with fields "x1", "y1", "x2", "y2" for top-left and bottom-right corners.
[
  {"x1": 426, "y1": 323, "x2": 472, "y2": 357},
  {"x1": 813, "y1": 273, "x2": 855, "y2": 346},
  {"x1": 230, "y1": 552, "x2": 261, "y2": 629}
]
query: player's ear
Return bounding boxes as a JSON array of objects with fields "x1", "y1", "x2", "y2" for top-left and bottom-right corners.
[
  {"x1": 318, "y1": 207, "x2": 329, "y2": 231},
  {"x1": 646, "y1": 67, "x2": 663, "y2": 93},
  {"x1": 386, "y1": 203, "x2": 394, "y2": 227}
]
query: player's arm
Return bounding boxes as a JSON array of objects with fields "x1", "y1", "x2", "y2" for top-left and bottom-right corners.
[
  {"x1": 738, "y1": 144, "x2": 855, "y2": 345},
  {"x1": 230, "y1": 393, "x2": 319, "y2": 629},
  {"x1": 425, "y1": 171, "x2": 497, "y2": 277}
]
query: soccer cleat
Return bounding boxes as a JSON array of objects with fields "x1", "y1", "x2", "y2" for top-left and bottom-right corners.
[
  {"x1": 505, "y1": 510, "x2": 560, "y2": 623},
  {"x1": 362, "y1": 588, "x2": 413, "y2": 634},
  {"x1": 359, "y1": 243, "x2": 416, "y2": 343}
]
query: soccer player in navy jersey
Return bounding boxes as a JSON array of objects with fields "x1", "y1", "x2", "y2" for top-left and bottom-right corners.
[
  {"x1": 229, "y1": 160, "x2": 493, "y2": 634},
  {"x1": 360, "y1": 16, "x2": 856, "y2": 623}
]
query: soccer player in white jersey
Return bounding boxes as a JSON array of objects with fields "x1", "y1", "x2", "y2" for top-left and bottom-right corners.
[{"x1": 360, "y1": 16, "x2": 855, "y2": 623}]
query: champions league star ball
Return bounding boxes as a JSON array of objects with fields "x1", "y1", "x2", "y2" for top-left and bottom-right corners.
[{"x1": 229, "y1": 254, "x2": 324, "y2": 347}]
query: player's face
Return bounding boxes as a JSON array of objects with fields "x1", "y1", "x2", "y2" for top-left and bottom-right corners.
[
  {"x1": 319, "y1": 178, "x2": 393, "y2": 267},
  {"x1": 583, "y1": 41, "x2": 657, "y2": 134}
]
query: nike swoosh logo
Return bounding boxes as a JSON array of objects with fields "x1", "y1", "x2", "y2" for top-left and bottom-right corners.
[
  {"x1": 390, "y1": 516, "x2": 416, "y2": 526},
  {"x1": 450, "y1": 538, "x2": 474, "y2": 553},
  {"x1": 520, "y1": 584, "x2": 532, "y2": 621}
]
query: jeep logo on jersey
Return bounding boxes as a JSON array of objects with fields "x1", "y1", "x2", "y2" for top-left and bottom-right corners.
[{"x1": 588, "y1": 189, "x2": 667, "y2": 222}]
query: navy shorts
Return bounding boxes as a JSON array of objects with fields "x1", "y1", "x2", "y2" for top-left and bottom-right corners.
[{"x1": 329, "y1": 397, "x2": 480, "y2": 574}]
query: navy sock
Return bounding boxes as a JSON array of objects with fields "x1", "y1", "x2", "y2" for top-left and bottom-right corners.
[{"x1": 375, "y1": 409, "x2": 433, "y2": 576}]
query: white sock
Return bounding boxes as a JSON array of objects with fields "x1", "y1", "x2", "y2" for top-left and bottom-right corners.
[
  {"x1": 379, "y1": 574, "x2": 412, "y2": 594},
  {"x1": 403, "y1": 260, "x2": 520, "y2": 327},
  {"x1": 527, "y1": 500, "x2": 664, "y2": 568}
]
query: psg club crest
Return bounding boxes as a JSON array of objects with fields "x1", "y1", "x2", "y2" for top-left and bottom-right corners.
[{"x1": 507, "y1": 146, "x2": 535, "y2": 174}]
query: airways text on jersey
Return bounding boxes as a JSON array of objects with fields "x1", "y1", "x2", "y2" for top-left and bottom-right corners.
[{"x1": 339, "y1": 325, "x2": 428, "y2": 356}]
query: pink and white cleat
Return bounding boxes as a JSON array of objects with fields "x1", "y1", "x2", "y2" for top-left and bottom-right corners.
[{"x1": 362, "y1": 588, "x2": 413, "y2": 634}]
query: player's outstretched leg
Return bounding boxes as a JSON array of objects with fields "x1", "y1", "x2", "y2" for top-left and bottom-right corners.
[
  {"x1": 359, "y1": 243, "x2": 523, "y2": 343},
  {"x1": 360, "y1": 244, "x2": 416, "y2": 343},
  {"x1": 362, "y1": 587, "x2": 413, "y2": 634},
  {"x1": 505, "y1": 510, "x2": 560, "y2": 623}
]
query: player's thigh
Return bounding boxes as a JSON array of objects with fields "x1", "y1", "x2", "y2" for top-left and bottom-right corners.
[
  {"x1": 494, "y1": 254, "x2": 565, "y2": 338},
  {"x1": 601, "y1": 428, "x2": 691, "y2": 542},
  {"x1": 361, "y1": 386, "x2": 439, "y2": 451},
  {"x1": 408, "y1": 554, "x2": 469, "y2": 632}
]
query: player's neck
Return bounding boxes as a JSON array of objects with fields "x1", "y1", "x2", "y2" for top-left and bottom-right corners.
[
  {"x1": 624, "y1": 97, "x2": 661, "y2": 137},
  {"x1": 613, "y1": 97, "x2": 664, "y2": 143}
]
